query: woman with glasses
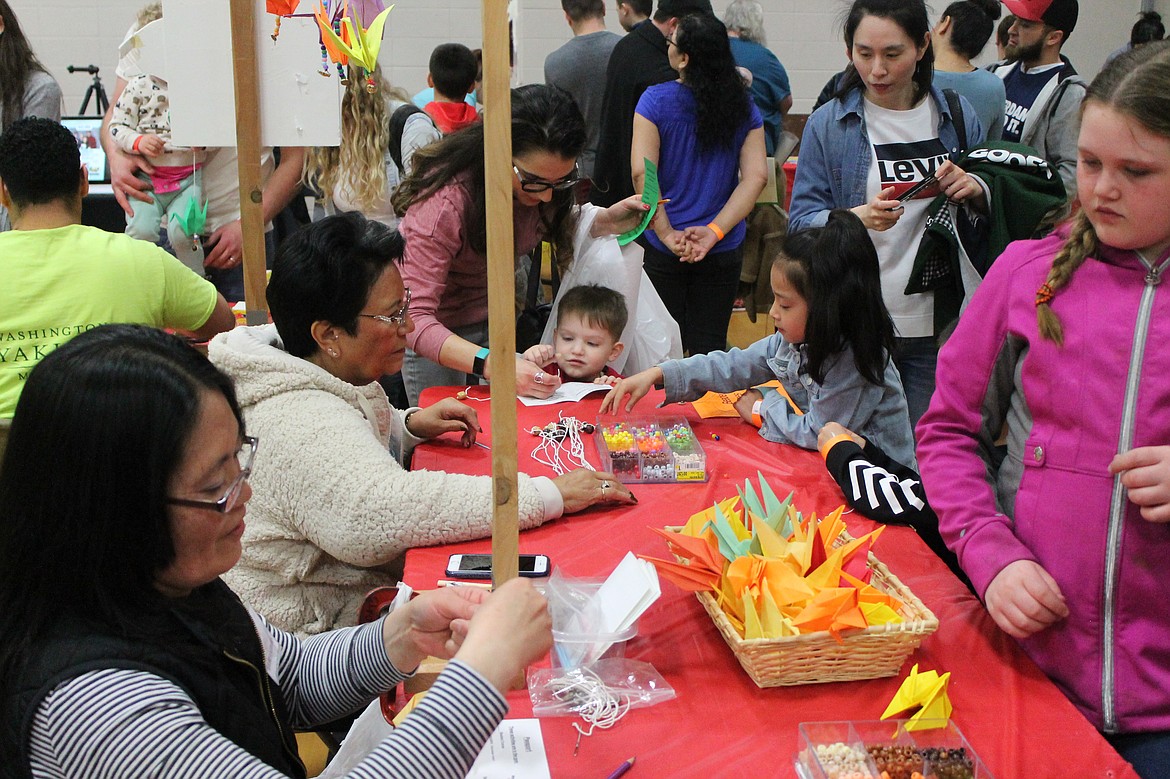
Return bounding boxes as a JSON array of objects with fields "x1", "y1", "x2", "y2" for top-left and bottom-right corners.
[
  {"x1": 208, "y1": 213, "x2": 635, "y2": 636},
  {"x1": 390, "y1": 83, "x2": 648, "y2": 405},
  {"x1": 0, "y1": 323, "x2": 554, "y2": 778},
  {"x1": 632, "y1": 13, "x2": 768, "y2": 356}
]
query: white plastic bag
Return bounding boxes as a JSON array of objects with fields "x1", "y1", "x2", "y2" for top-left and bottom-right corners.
[
  {"x1": 316, "y1": 698, "x2": 392, "y2": 779},
  {"x1": 541, "y1": 205, "x2": 683, "y2": 375}
]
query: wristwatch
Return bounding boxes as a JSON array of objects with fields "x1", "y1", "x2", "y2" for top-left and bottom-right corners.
[{"x1": 472, "y1": 346, "x2": 490, "y2": 377}]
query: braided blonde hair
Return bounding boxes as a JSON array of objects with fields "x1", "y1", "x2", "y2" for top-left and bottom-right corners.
[
  {"x1": 303, "y1": 66, "x2": 409, "y2": 213},
  {"x1": 1035, "y1": 210, "x2": 1096, "y2": 345},
  {"x1": 1036, "y1": 40, "x2": 1170, "y2": 343}
]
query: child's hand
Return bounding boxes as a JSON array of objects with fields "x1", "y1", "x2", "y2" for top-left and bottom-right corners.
[
  {"x1": 732, "y1": 388, "x2": 762, "y2": 424},
  {"x1": 984, "y1": 559, "x2": 1069, "y2": 639},
  {"x1": 599, "y1": 367, "x2": 663, "y2": 414},
  {"x1": 522, "y1": 344, "x2": 554, "y2": 366},
  {"x1": 818, "y1": 422, "x2": 865, "y2": 450},
  {"x1": 1109, "y1": 445, "x2": 1170, "y2": 522},
  {"x1": 593, "y1": 375, "x2": 621, "y2": 386},
  {"x1": 136, "y1": 134, "x2": 165, "y2": 157}
]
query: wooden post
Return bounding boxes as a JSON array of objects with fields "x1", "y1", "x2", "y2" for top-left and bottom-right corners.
[
  {"x1": 483, "y1": 0, "x2": 520, "y2": 587},
  {"x1": 228, "y1": 0, "x2": 269, "y2": 324}
]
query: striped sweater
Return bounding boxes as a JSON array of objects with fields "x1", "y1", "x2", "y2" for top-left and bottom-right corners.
[{"x1": 27, "y1": 615, "x2": 506, "y2": 778}]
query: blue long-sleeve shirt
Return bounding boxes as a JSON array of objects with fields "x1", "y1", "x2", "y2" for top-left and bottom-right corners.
[{"x1": 660, "y1": 332, "x2": 916, "y2": 469}]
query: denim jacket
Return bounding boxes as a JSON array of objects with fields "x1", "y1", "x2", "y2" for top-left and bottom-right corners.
[
  {"x1": 660, "y1": 333, "x2": 916, "y2": 468},
  {"x1": 789, "y1": 85, "x2": 985, "y2": 232}
]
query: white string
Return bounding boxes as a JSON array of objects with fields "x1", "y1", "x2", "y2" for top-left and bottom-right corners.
[
  {"x1": 529, "y1": 413, "x2": 595, "y2": 475},
  {"x1": 547, "y1": 665, "x2": 632, "y2": 745}
]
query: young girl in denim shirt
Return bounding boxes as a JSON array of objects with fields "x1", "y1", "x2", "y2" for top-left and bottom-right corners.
[{"x1": 601, "y1": 210, "x2": 916, "y2": 468}]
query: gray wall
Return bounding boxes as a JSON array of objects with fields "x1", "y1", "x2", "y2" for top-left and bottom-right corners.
[{"x1": 7, "y1": 0, "x2": 1151, "y2": 119}]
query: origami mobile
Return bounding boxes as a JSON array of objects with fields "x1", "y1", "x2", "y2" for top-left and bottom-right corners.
[
  {"x1": 170, "y1": 197, "x2": 208, "y2": 249},
  {"x1": 881, "y1": 664, "x2": 953, "y2": 731},
  {"x1": 267, "y1": 0, "x2": 301, "y2": 42},
  {"x1": 316, "y1": 1, "x2": 394, "y2": 89}
]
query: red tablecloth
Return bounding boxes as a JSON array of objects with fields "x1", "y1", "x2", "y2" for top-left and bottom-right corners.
[{"x1": 407, "y1": 386, "x2": 1136, "y2": 779}]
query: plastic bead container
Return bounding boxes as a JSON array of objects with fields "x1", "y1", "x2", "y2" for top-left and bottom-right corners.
[
  {"x1": 794, "y1": 721, "x2": 994, "y2": 779},
  {"x1": 595, "y1": 416, "x2": 708, "y2": 483}
]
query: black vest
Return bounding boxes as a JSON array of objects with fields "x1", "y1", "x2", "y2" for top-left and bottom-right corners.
[{"x1": 1, "y1": 580, "x2": 306, "y2": 779}]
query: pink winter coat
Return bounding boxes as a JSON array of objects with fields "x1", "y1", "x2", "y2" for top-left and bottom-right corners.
[{"x1": 917, "y1": 229, "x2": 1170, "y2": 735}]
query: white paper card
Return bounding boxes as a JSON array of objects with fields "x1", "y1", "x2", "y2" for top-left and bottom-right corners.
[
  {"x1": 165, "y1": 0, "x2": 341, "y2": 147},
  {"x1": 518, "y1": 381, "x2": 610, "y2": 406},
  {"x1": 466, "y1": 719, "x2": 551, "y2": 779}
]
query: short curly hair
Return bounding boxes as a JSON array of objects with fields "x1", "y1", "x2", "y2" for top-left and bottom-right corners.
[{"x1": 0, "y1": 117, "x2": 82, "y2": 209}]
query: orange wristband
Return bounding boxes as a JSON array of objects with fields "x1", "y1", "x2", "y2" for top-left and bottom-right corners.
[
  {"x1": 706, "y1": 222, "x2": 725, "y2": 241},
  {"x1": 132, "y1": 136, "x2": 143, "y2": 151}
]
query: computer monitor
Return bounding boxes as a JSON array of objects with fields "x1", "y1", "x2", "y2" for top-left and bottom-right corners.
[{"x1": 60, "y1": 116, "x2": 109, "y2": 184}]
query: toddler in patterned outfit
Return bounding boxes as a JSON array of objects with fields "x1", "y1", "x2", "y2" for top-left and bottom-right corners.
[{"x1": 108, "y1": 73, "x2": 205, "y2": 273}]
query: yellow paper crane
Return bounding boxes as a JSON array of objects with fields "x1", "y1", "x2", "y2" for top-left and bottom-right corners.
[
  {"x1": 316, "y1": 2, "x2": 394, "y2": 90},
  {"x1": 880, "y1": 663, "x2": 953, "y2": 731}
]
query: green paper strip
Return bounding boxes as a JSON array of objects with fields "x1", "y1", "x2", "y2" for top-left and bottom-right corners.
[{"x1": 617, "y1": 157, "x2": 660, "y2": 246}]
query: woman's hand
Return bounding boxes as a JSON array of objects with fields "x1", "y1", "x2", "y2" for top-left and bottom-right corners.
[
  {"x1": 203, "y1": 219, "x2": 244, "y2": 271},
  {"x1": 680, "y1": 224, "x2": 720, "y2": 263},
  {"x1": 1110, "y1": 446, "x2": 1170, "y2": 522},
  {"x1": 454, "y1": 578, "x2": 553, "y2": 693},
  {"x1": 934, "y1": 160, "x2": 985, "y2": 209},
  {"x1": 732, "y1": 388, "x2": 762, "y2": 424},
  {"x1": 851, "y1": 186, "x2": 902, "y2": 231},
  {"x1": 107, "y1": 142, "x2": 154, "y2": 216},
  {"x1": 382, "y1": 585, "x2": 488, "y2": 671},
  {"x1": 516, "y1": 355, "x2": 562, "y2": 399},
  {"x1": 522, "y1": 344, "x2": 555, "y2": 366},
  {"x1": 552, "y1": 469, "x2": 637, "y2": 513},
  {"x1": 599, "y1": 367, "x2": 663, "y2": 413},
  {"x1": 984, "y1": 559, "x2": 1069, "y2": 639},
  {"x1": 408, "y1": 397, "x2": 481, "y2": 446},
  {"x1": 591, "y1": 194, "x2": 651, "y2": 238}
]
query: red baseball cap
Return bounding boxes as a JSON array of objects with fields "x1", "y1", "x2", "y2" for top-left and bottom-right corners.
[{"x1": 1003, "y1": 0, "x2": 1078, "y2": 36}]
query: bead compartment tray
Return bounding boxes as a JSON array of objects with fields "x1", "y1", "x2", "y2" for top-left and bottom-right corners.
[
  {"x1": 794, "y1": 721, "x2": 994, "y2": 779},
  {"x1": 594, "y1": 416, "x2": 708, "y2": 484}
]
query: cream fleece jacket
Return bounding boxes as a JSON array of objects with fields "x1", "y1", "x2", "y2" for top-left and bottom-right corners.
[{"x1": 209, "y1": 325, "x2": 561, "y2": 636}]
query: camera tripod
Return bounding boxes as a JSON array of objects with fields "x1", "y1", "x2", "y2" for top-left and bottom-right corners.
[{"x1": 66, "y1": 65, "x2": 109, "y2": 117}]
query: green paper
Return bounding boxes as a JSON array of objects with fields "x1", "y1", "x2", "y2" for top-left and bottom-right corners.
[
  {"x1": 617, "y1": 157, "x2": 660, "y2": 246},
  {"x1": 170, "y1": 197, "x2": 208, "y2": 237}
]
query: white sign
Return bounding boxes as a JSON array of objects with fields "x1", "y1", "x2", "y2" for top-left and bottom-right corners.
[{"x1": 165, "y1": 0, "x2": 342, "y2": 147}]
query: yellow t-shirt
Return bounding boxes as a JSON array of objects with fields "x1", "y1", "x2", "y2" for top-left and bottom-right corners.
[{"x1": 0, "y1": 225, "x2": 219, "y2": 417}]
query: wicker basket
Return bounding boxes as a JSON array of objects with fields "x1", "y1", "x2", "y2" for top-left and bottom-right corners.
[{"x1": 667, "y1": 527, "x2": 939, "y2": 687}]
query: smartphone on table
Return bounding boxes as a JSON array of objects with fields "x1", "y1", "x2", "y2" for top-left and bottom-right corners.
[{"x1": 445, "y1": 553, "x2": 551, "y2": 579}]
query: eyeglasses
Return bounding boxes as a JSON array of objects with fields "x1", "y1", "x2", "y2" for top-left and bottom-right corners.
[
  {"x1": 358, "y1": 288, "x2": 411, "y2": 327},
  {"x1": 167, "y1": 436, "x2": 258, "y2": 514},
  {"x1": 666, "y1": 36, "x2": 678, "y2": 47},
  {"x1": 512, "y1": 164, "x2": 582, "y2": 193}
]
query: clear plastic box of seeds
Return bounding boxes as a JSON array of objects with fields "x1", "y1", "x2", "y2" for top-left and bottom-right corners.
[
  {"x1": 794, "y1": 720, "x2": 995, "y2": 779},
  {"x1": 594, "y1": 416, "x2": 708, "y2": 484}
]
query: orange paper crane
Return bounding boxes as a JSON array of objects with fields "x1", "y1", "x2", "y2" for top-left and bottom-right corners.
[{"x1": 267, "y1": 0, "x2": 300, "y2": 42}]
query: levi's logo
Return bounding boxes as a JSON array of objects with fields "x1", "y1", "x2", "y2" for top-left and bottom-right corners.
[{"x1": 874, "y1": 139, "x2": 948, "y2": 201}]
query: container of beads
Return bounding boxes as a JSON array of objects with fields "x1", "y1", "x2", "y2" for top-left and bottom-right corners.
[
  {"x1": 595, "y1": 417, "x2": 708, "y2": 484},
  {"x1": 794, "y1": 721, "x2": 994, "y2": 779}
]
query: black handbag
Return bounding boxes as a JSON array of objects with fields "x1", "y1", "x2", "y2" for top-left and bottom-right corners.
[{"x1": 515, "y1": 250, "x2": 560, "y2": 352}]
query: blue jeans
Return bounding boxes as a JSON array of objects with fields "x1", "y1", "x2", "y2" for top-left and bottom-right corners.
[
  {"x1": 1106, "y1": 731, "x2": 1170, "y2": 779},
  {"x1": 894, "y1": 335, "x2": 938, "y2": 431},
  {"x1": 642, "y1": 241, "x2": 743, "y2": 356}
]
